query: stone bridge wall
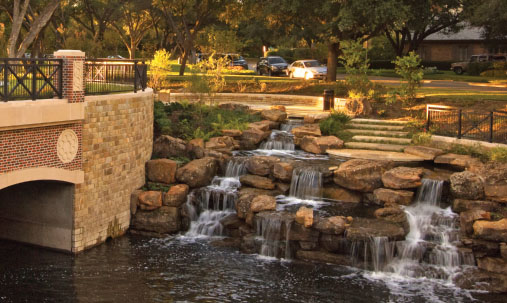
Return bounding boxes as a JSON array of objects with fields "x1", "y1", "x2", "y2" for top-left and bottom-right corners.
[{"x1": 72, "y1": 90, "x2": 153, "y2": 252}]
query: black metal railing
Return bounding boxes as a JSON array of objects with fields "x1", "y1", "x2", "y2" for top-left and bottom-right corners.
[
  {"x1": 426, "y1": 104, "x2": 507, "y2": 144},
  {"x1": 84, "y1": 59, "x2": 147, "y2": 95},
  {"x1": 0, "y1": 58, "x2": 63, "y2": 101}
]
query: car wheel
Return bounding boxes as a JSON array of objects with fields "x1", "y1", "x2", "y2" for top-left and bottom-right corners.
[
  {"x1": 256, "y1": 68, "x2": 261, "y2": 75},
  {"x1": 454, "y1": 67, "x2": 463, "y2": 75},
  {"x1": 304, "y1": 72, "x2": 310, "y2": 80}
]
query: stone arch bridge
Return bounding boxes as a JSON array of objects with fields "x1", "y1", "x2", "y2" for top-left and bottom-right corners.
[{"x1": 0, "y1": 50, "x2": 153, "y2": 253}]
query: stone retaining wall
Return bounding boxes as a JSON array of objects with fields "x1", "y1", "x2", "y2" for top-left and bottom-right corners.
[
  {"x1": 158, "y1": 92, "x2": 323, "y2": 107},
  {"x1": 72, "y1": 90, "x2": 153, "y2": 252}
]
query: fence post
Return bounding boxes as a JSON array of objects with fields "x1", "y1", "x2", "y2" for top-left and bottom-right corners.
[
  {"x1": 489, "y1": 112, "x2": 494, "y2": 143},
  {"x1": 142, "y1": 60, "x2": 146, "y2": 92},
  {"x1": 31, "y1": 60, "x2": 37, "y2": 100},
  {"x1": 3, "y1": 59, "x2": 7, "y2": 102},
  {"x1": 53, "y1": 50, "x2": 86, "y2": 103},
  {"x1": 426, "y1": 107, "x2": 431, "y2": 131},
  {"x1": 58, "y1": 59, "x2": 63, "y2": 98},
  {"x1": 133, "y1": 60, "x2": 138, "y2": 93},
  {"x1": 457, "y1": 109, "x2": 462, "y2": 139}
]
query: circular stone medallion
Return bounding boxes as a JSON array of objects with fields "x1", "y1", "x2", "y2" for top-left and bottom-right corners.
[{"x1": 57, "y1": 129, "x2": 79, "y2": 163}]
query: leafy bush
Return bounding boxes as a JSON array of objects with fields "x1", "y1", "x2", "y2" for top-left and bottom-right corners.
[
  {"x1": 392, "y1": 51, "x2": 423, "y2": 103},
  {"x1": 156, "y1": 101, "x2": 261, "y2": 141},
  {"x1": 340, "y1": 40, "x2": 372, "y2": 98},
  {"x1": 154, "y1": 101, "x2": 172, "y2": 136},
  {"x1": 411, "y1": 132, "x2": 432, "y2": 145},
  {"x1": 468, "y1": 62, "x2": 492, "y2": 76},
  {"x1": 149, "y1": 50, "x2": 172, "y2": 91},
  {"x1": 320, "y1": 111, "x2": 351, "y2": 139},
  {"x1": 488, "y1": 147, "x2": 507, "y2": 163},
  {"x1": 446, "y1": 143, "x2": 489, "y2": 163},
  {"x1": 187, "y1": 53, "x2": 228, "y2": 104}
]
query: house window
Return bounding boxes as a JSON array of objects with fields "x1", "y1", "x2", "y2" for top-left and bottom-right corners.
[{"x1": 457, "y1": 46, "x2": 468, "y2": 61}]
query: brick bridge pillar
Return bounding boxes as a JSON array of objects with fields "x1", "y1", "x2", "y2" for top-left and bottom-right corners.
[{"x1": 53, "y1": 50, "x2": 85, "y2": 103}]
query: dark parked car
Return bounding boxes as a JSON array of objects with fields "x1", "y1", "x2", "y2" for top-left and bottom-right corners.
[
  {"x1": 222, "y1": 53, "x2": 249, "y2": 70},
  {"x1": 256, "y1": 56, "x2": 289, "y2": 76}
]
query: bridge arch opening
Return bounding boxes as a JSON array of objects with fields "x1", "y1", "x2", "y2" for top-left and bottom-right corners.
[{"x1": 0, "y1": 180, "x2": 74, "y2": 252}]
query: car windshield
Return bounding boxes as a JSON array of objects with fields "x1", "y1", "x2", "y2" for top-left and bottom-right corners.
[
  {"x1": 303, "y1": 61, "x2": 320, "y2": 67},
  {"x1": 268, "y1": 57, "x2": 286, "y2": 64},
  {"x1": 229, "y1": 55, "x2": 244, "y2": 61}
]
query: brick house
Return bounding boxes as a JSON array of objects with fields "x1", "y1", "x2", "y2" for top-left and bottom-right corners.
[{"x1": 417, "y1": 26, "x2": 507, "y2": 62}]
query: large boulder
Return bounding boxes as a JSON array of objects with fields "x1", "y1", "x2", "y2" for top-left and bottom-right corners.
[
  {"x1": 343, "y1": 98, "x2": 372, "y2": 117},
  {"x1": 153, "y1": 135, "x2": 187, "y2": 158},
  {"x1": 131, "y1": 206, "x2": 180, "y2": 234},
  {"x1": 319, "y1": 234, "x2": 346, "y2": 253},
  {"x1": 404, "y1": 146, "x2": 444, "y2": 161},
  {"x1": 334, "y1": 159, "x2": 394, "y2": 192},
  {"x1": 373, "y1": 188, "x2": 414, "y2": 206},
  {"x1": 205, "y1": 136, "x2": 236, "y2": 151},
  {"x1": 248, "y1": 120, "x2": 277, "y2": 131},
  {"x1": 130, "y1": 190, "x2": 142, "y2": 215},
  {"x1": 346, "y1": 218, "x2": 406, "y2": 241},
  {"x1": 176, "y1": 157, "x2": 218, "y2": 188},
  {"x1": 186, "y1": 138, "x2": 205, "y2": 159},
  {"x1": 477, "y1": 257, "x2": 507, "y2": 274},
  {"x1": 236, "y1": 194, "x2": 254, "y2": 219},
  {"x1": 450, "y1": 171, "x2": 484, "y2": 200},
  {"x1": 146, "y1": 159, "x2": 178, "y2": 184},
  {"x1": 239, "y1": 174, "x2": 275, "y2": 190},
  {"x1": 473, "y1": 219, "x2": 507, "y2": 242},
  {"x1": 221, "y1": 129, "x2": 242, "y2": 137},
  {"x1": 291, "y1": 124, "x2": 322, "y2": 138},
  {"x1": 460, "y1": 209, "x2": 491, "y2": 235},
  {"x1": 250, "y1": 195, "x2": 277, "y2": 213},
  {"x1": 137, "y1": 191, "x2": 163, "y2": 211},
  {"x1": 452, "y1": 199, "x2": 501, "y2": 213},
  {"x1": 245, "y1": 156, "x2": 280, "y2": 176},
  {"x1": 163, "y1": 184, "x2": 189, "y2": 207},
  {"x1": 479, "y1": 163, "x2": 507, "y2": 203},
  {"x1": 323, "y1": 185, "x2": 361, "y2": 203},
  {"x1": 434, "y1": 153, "x2": 482, "y2": 170},
  {"x1": 314, "y1": 216, "x2": 346, "y2": 235},
  {"x1": 295, "y1": 206, "x2": 314, "y2": 228},
  {"x1": 289, "y1": 223, "x2": 320, "y2": 241},
  {"x1": 240, "y1": 128, "x2": 270, "y2": 147},
  {"x1": 239, "y1": 187, "x2": 282, "y2": 197},
  {"x1": 261, "y1": 109, "x2": 287, "y2": 122},
  {"x1": 374, "y1": 206, "x2": 407, "y2": 225},
  {"x1": 382, "y1": 167, "x2": 423, "y2": 189},
  {"x1": 300, "y1": 136, "x2": 344, "y2": 154},
  {"x1": 272, "y1": 162, "x2": 293, "y2": 182}
]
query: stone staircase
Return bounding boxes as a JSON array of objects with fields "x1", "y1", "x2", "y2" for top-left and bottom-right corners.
[
  {"x1": 326, "y1": 118, "x2": 425, "y2": 162},
  {"x1": 344, "y1": 119, "x2": 411, "y2": 152}
]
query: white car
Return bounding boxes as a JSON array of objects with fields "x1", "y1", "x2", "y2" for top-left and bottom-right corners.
[{"x1": 286, "y1": 60, "x2": 327, "y2": 80}]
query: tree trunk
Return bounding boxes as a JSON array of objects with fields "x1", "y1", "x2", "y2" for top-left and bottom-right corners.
[
  {"x1": 7, "y1": 0, "x2": 30, "y2": 57},
  {"x1": 326, "y1": 42, "x2": 339, "y2": 82},
  {"x1": 179, "y1": 49, "x2": 188, "y2": 76},
  {"x1": 129, "y1": 40, "x2": 136, "y2": 59}
]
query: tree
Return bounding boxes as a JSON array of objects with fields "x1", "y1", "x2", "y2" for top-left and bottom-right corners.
[
  {"x1": 69, "y1": 0, "x2": 121, "y2": 44},
  {"x1": 2, "y1": 0, "x2": 61, "y2": 57},
  {"x1": 154, "y1": 0, "x2": 231, "y2": 76},
  {"x1": 465, "y1": 0, "x2": 507, "y2": 40},
  {"x1": 384, "y1": 0, "x2": 465, "y2": 56},
  {"x1": 111, "y1": 0, "x2": 154, "y2": 59}
]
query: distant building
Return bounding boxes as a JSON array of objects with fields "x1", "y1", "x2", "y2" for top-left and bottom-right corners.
[{"x1": 417, "y1": 26, "x2": 507, "y2": 62}]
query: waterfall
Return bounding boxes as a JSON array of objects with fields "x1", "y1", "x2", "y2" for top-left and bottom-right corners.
[
  {"x1": 256, "y1": 212, "x2": 294, "y2": 259},
  {"x1": 259, "y1": 130, "x2": 295, "y2": 150},
  {"x1": 184, "y1": 159, "x2": 245, "y2": 237},
  {"x1": 289, "y1": 167, "x2": 323, "y2": 200},
  {"x1": 359, "y1": 179, "x2": 474, "y2": 282}
]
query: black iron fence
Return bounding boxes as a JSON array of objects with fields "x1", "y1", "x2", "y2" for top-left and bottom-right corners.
[
  {"x1": 0, "y1": 58, "x2": 63, "y2": 101},
  {"x1": 84, "y1": 59, "x2": 147, "y2": 95},
  {"x1": 426, "y1": 104, "x2": 507, "y2": 144}
]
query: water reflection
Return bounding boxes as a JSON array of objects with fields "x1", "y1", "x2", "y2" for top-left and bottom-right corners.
[{"x1": 0, "y1": 237, "x2": 503, "y2": 303}]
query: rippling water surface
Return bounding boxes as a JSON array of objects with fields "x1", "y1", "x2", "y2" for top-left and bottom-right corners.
[{"x1": 0, "y1": 236, "x2": 503, "y2": 303}]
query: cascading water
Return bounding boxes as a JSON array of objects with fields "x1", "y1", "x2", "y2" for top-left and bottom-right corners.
[
  {"x1": 356, "y1": 179, "x2": 475, "y2": 282},
  {"x1": 289, "y1": 167, "x2": 323, "y2": 200},
  {"x1": 255, "y1": 212, "x2": 294, "y2": 259},
  {"x1": 185, "y1": 159, "x2": 246, "y2": 237},
  {"x1": 259, "y1": 130, "x2": 295, "y2": 150}
]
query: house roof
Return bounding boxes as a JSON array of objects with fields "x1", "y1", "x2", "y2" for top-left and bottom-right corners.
[{"x1": 425, "y1": 27, "x2": 485, "y2": 41}]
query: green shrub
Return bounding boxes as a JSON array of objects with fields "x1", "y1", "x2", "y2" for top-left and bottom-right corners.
[
  {"x1": 154, "y1": 101, "x2": 172, "y2": 135},
  {"x1": 446, "y1": 143, "x2": 489, "y2": 163},
  {"x1": 488, "y1": 147, "x2": 507, "y2": 163},
  {"x1": 393, "y1": 51, "x2": 423, "y2": 103},
  {"x1": 411, "y1": 132, "x2": 432, "y2": 145},
  {"x1": 320, "y1": 111, "x2": 351, "y2": 139},
  {"x1": 468, "y1": 62, "x2": 492, "y2": 76},
  {"x1": 339, "y1": 40, "x2": 371, "y2": 98}
]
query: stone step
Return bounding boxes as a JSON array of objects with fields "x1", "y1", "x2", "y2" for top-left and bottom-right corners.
[
  {"x1": 350, "y1": 118, "x2": 410, "y2": 126},
  {"x1": 327, "y1": 149, "x2": 425, "y2": 162},
  {"x1": 344, "y1": 142, "x2": 407, "y2": 152},
  {"x1": 348, "y1": 123, "x2": 405, "y2": 131},
  {"x1": 351, "y1": 135, "x2": 412, "y2": 145},
  {"x1": 347, "y1": 129, "x2": 410, "y2": 138}
]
